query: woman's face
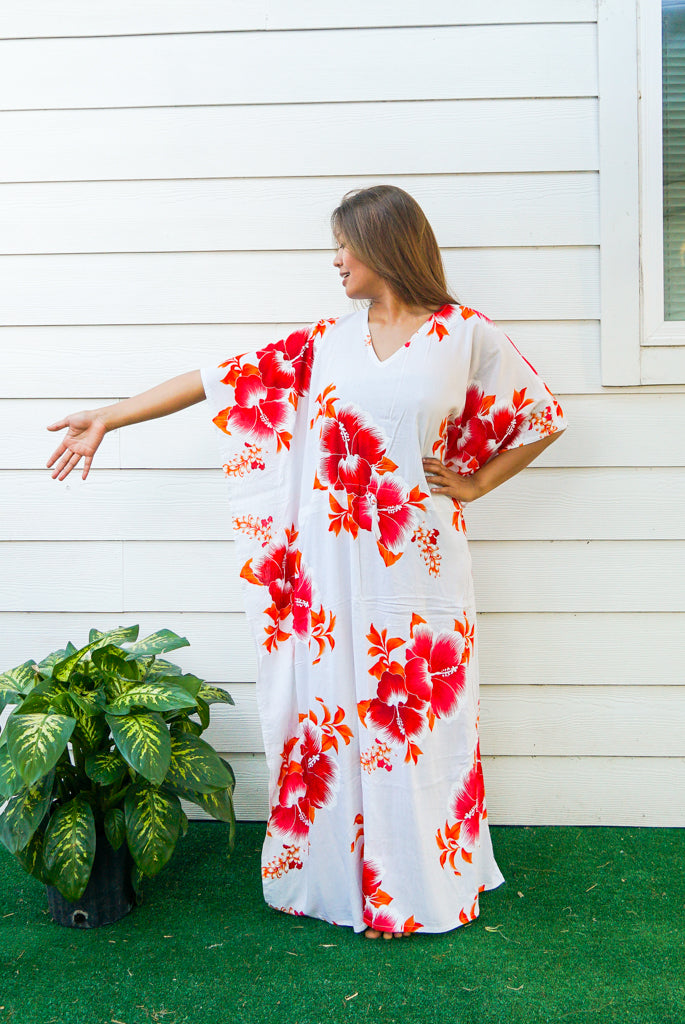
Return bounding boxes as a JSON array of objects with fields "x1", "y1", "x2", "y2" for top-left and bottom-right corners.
[{"x1": 332, "y1": 238, "x2": 385, "y2": 300}]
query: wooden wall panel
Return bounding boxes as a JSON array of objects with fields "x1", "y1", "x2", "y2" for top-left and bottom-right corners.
[
  {"x1": 0, "y1": 321, "x2": 602, "y2": 397},
  {"x1": 1, "y1": 611, "x2": 681, "y2": 687},
  {"x1": 0, "y1": 26, "x2": 597, "y2": 109},
  {"x1": 0, "y1": 248, "x2": 600, "y2": 325},
  {"x1": 0, "y1": 1, "x2": 598, "y2": 39},
  {"x1": 0, "y1": 174, "x2": 599, "y2": 254},
  {"x1": 3, "y1": 468, "x2": 684, "y2": 541},
  {"x1": 0, "y1": 100, "x2": 598, "y2": 183},
  {"x1": 2, "y1": 540, "x2": 682, "y2": 612},
  {"x1": 182, "y1": 753, "x2": 685, "y2": 825}
]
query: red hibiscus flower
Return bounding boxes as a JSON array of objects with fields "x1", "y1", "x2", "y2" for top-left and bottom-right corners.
[
  {"x1": 299, "y1": 719, "x2": 339, "y2": 809},
  {"x1": 363, "y1": 907, "x2": 401, "y2": 932},
  {"x1": 444, "y1": 384, "x2": 529, "y2": 473},
  {"x1": 256, "y1": 327, "x2": 314, "y2": 395},
  {"x1": 404, "y1": 624, "x2": 467, "y2": 719},
  {"x1": 450, "y1": 752, "x2": 486, "y2": 849},
  {"x1": 270, "y1": 768, "x2": 311, "y2": 838},
  {"x1": 224, "y1": 373, "x2": 292, "y2": 443},
  {"x1": 366, "y1": 669, "x2": 427, "y2": 746},
  {"x1": 319, "y1": 407, "x2": 386, "y2": 492},
  {"x1": 351, "y1": 473, "x2": 423, "y2": 553},
  {"x1": 251, "y1": 537, "x2": 301, "y2": 614},
  {"x1": 270, "y1": 720, "x2": 339, "y2": 840},
  {"x1": 291, "y1": 567, "x2": 313, "y2": 640}
]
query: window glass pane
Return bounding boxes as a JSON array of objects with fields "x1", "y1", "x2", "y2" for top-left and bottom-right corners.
[{"x1": 663, "y1": 1, "x2": 685, "y2": 319}]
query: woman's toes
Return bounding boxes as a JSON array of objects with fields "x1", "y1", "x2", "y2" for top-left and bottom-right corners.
[{"x1": 365, "y1": 928, "x2": 381, "y2": 939}]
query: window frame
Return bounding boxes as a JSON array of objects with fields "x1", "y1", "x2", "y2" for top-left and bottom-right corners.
[
  {"x1": 639, "y1": 0, "x2": 685, "y2": 357},
  {"x1": 598, "y1": 0, "x2": 685, "y2": 385}
]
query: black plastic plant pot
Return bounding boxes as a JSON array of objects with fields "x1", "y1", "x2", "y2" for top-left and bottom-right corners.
[{"x1": 46, "y1": 832, "x2": 136, "y2": 928}]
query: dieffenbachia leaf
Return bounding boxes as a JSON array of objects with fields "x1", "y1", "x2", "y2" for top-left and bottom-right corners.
[
  {"x1": 42, "y1": 797, "x2": 96, "y2": 902},
  {"x1": 124, "y1": 783, "x2": 182, "y2": 877},
  {"x1": 106, "y1": 711, "x2": 171, "y2": 786},
  {"x1": 6, "y1": 712, "x2": 77, "y2": 788}
]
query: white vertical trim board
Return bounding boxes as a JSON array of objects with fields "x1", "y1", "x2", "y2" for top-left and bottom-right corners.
[{"x1": 597, "y1": 0, "x2": 641, "y2": 384}]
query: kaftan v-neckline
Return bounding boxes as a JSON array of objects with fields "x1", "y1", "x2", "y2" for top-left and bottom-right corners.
[{"x1": 363, "y1": 304, "x2": 434, "y2": 365}]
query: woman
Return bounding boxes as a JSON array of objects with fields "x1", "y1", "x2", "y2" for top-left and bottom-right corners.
[{"x1": 47, "y1": 186, "x2": 565, "y2": 939}]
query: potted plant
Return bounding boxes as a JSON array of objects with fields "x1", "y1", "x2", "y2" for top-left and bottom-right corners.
[{"x1": 0, "y1": 625, "x2": 235, "y2": 928}]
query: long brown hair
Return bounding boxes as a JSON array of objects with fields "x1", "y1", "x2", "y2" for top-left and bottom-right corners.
[{"x1": 330, "y1": 185, "x2": 458, "y2": 310}]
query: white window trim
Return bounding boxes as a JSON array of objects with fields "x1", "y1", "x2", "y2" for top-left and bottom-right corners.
[
  {"x1": 598, "y1": 0, "x2": 685, "y2": 385},
  {"x1": 639, "y1": 0, "x2": 685, "y2": 351},
  {"x1": 598, "y1": 0, "x2": 641, "y2": 385}
]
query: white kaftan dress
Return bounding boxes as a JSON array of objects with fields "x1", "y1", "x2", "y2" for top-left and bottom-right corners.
[{"x1": 201, "y1": 303, "x2": 566, "y2": 934}]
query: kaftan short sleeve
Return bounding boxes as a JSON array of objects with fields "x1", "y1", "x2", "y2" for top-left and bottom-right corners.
[
  {"x1": 440, "y1": 311, "x2": 566, "y2": 477},
  {"x1": 199, "y1": 323, "x2": 318, "y2": 484}
]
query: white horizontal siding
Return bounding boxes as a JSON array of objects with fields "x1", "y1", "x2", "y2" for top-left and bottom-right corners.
[
  {"x1": 0, "y1": 100, "x2": 598, "y2": 183},
  {"x1": 0, "y1": 248, "x2": 600, "y2": 324},
  {"x1": 194, "y1": 683, "x2": 685, "y2": 757},
  {"x1": 183, "y1": 753, "x2": 685, "y2": 826},
  {"x1": 0, "y1": 174, "x2": 600, "y2": 254},
  {"x1": 2, "y1": 468, "x2": 684, "y2": 541},
  {"x1": 0, "y1": 322, "x2": 602, "y2": 396},
  {"x1": 0, "y1": 2, "x2": 598, "y2": 39},
  {"x1": 0, "y1": 25, "x2": 597, "y2": 109},
  {"x1": 4, "y1": 393, "x2": 682, "y2": 468},
  {"x1": 2, "y1": 541, "x2": 683, "y2": 612},
  {"x1": 1, "y1": 611, "x2": 681, "y2": 686}
]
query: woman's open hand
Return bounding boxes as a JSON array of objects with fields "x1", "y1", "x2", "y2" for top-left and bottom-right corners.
[
  {"x1": 422, "y1": 457, "x2": 481, "y2": 503},
  {"x1": 46, "y1": 411, "x2": 108, "y2": 481}
]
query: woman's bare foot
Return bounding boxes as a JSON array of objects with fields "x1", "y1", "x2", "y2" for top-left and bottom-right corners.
[{"x1": 364, "y1": 928, "x2": 406, "y2": 939}]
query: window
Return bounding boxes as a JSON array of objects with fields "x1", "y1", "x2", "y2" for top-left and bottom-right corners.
[
  {"x1": 663, "y1": 1, "x2": 685, "y2": 322},
  {"x1": 638, "y1": 0, "x2": 685, "y2": 382}
]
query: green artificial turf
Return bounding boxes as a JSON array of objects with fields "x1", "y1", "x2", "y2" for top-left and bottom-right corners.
[{"x1": 1, "y1": 822, "x2": 683, "y2": 1024}]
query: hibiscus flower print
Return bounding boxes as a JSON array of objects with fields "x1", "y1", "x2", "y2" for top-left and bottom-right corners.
[
  {"x1": 362, "y1": 858, "x2": 423, "y2": 934},
  {"x1": 313, "y1": 388, "x2": 428, "y2": 567},
  {"x1": 211, "y1": 326, "x2": 319, "y2": 454},
  {"x1": 436, "y1": 742, "x2": 487, "y2": 876},
  {"x1": 358, "y1": 613, "x2": 473, "y2": 765},
  {"x1": 404, "y1": 624, "x2": 468, "y2": 726},
  {"x1": 269, "y1": 702, "x2": 352, "y2": 841},
  {"x1": 432, "y1": 383, "x2": 536, "y2": 478},
  {"x1": 240, "y1": 525, "x2": 335, "y2": 661}
]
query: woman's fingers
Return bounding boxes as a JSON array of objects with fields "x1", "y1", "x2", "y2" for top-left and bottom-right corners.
[{"x1": 46, "y1": 419, "x2": 68, "y2": 431}]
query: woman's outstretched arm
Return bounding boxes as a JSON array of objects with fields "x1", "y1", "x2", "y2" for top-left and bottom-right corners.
[{"x1": 46, "y1": 369, "x2": 206, "y2": 482}]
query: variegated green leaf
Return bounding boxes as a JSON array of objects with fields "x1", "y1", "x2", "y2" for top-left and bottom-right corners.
[
  {"x1": 106, "y1": 680, "x2": 197, "y2": 715},
  {"x1": 43, "y1": 797, "x2": 96, "y2": 902},
  {"x1": 92, "y1": 646, "x2": 140, "y2": 681},
  {"x1": 179, "y1": 807, "x2": 189, "y2": 838},
  {"x1": 0, "y1": 744, "x2": 23, "y2": 799},
  {"x1": 85, "y1": 749, "x2": 128, "y2": 786},
  {"x1": 89, "y1": 624, "x2": 140, "y2": 646},
  {"x1": 36, "y1": 648, "x2": 70, "y2": 678},
  {"x1": 171, "y1": 718, "x2": 203, "y2": 738},
  {"x1": 122, "y1": 629, "x2": 190, "y2": 661},
  {"x1": 0, "y1": 769, "x2": 55, "y2": 854},
  {"x1": 73, "y1": 713, "x2": 107, "y2": 753},
  {"x1": 0, "y1": 660, "x2": 37, "y2": 708},
  {"x1": 194, "y1": 696, "x2": 210, "y2": 731},
  {"x1": 69, "y1": 686, "x2": 106, "y2": 717},
  {"x1": 53, "y1": 626, "x2": 140, "y2": 683},
  {"x1": 165, "y1": 733, "x2": 233, "y2": 793},
  {"x1": 196, "y1": 684, "x2": 235, "y2": 706},
  {"x1": 106, "y1": 712, "x2": 171, "y2": 786},
  {"x1": 6, "y1": 712, "x2": 77, "y2": 788},
  {"x1": 124, "y1": 784, "x2": 182, "y2": 877},
  {"x1": 12, "y1": 677, "x2": 69, "y2": 715},
  {"x1": 144, "y1": 658, "x2": 183, "y2": 678},
  {"x1": 14, "y1": 824, "x2": 49, "y2": 883},
  {"x1": 104, "y1": 807, "x2": 126, "y2": 850}
]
